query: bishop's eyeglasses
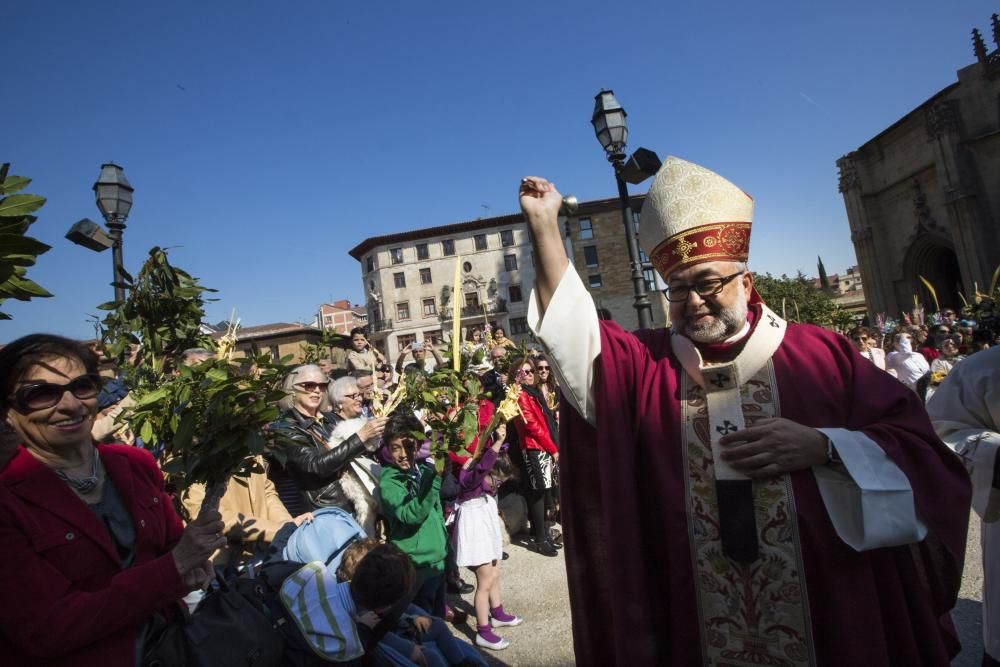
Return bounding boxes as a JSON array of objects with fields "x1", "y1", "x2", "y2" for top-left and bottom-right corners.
[{"x1": 663, "y1": 271, "x2": 745, "y2": 303}]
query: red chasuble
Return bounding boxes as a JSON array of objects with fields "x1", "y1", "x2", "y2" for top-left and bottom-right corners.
[{"x1": 558, "y1": 313, "x2": 970, "y2": 666}]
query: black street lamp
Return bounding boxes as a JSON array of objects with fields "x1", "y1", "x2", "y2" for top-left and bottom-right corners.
[
  {"x1": 591, "y1": 90, "x2": 660, "y2": 329},
  {"x1": 67, "y1": 163, "x2": 133, "y2": 303}
]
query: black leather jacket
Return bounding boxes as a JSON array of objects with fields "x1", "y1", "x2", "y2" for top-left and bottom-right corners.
[{"x1": 266, "y1": 408, "x2": 367, "y2": 512}]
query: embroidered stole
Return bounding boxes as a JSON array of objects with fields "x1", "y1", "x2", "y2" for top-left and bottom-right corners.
[{"x1": 674, "y1": 306, "x2": 816, "y2": 666}]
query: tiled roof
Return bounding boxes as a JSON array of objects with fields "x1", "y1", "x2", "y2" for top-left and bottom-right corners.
[{"x1": 210, "y1": 322, "x2": 320, "y2": 340}]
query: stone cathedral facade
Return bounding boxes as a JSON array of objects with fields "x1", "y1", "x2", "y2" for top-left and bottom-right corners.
[{"x1": 838, "y1": 16, "x2": 1000, "y2": 317}]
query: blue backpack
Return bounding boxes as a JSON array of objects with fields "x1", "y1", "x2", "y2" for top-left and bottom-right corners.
[{"x1": 282, "y1": 507, "x2": 367, "y2": 573}]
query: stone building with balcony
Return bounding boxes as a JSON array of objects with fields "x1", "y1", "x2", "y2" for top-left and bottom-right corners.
[
  {"x1": 837, "y1": 16, "x2": 1000, "y2": 318},
  {"x1": 348, "y1": 196, "x2": 667, "y2": 365}
]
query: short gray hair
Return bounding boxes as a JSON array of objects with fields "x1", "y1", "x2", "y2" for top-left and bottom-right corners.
[
  {"x1": 278, "y1": 364, "x2": 331, "y2": 412},
  {"x1": 329, "y1": 375, "x2": 359, "y2": 406},
  {"x1": 180, "y1": 347, "x2": 216, "y2": 366}
]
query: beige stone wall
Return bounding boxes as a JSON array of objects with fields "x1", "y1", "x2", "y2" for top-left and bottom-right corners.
[{"x1": 565, "y1": 207, "x2": 668, "y2": 330}]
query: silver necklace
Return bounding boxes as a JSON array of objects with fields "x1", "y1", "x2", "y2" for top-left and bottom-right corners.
[{"x1": 55, "y1": 455, "x2": 100, "y2": 494}]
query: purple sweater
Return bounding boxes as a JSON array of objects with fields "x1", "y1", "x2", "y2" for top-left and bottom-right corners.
[{"x1": 455, "y1": 448, "x2": 499, "y2": 503}]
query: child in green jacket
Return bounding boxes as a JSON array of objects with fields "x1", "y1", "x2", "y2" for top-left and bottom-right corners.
[{"x1": 378, "y1": 412, "x2": 448, "y2": 617}]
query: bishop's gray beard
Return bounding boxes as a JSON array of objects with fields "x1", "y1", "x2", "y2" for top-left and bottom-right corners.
[{"x1": 683, "y1": 287, "x2": 749, "y2": 343}]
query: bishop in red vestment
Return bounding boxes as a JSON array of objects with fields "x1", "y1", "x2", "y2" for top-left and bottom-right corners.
[{"x1": 518, "y1": 156, "x2": 971, "y2": 666}]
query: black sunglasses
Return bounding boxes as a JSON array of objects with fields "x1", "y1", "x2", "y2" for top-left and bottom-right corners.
[
  {"x1": 9, "y1": 374, "x2": 104, "y2": 413},
  {"x1": 295, "y1": 381, "x2": 329, "y2": 393}
]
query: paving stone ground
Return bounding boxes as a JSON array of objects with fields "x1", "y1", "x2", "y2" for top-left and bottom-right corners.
[{"x1": 444, "y1": 513, "x2": 986, "y2": 667}]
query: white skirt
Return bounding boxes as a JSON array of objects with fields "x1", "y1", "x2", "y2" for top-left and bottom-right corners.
[{"x1": 453, "y1": 495, "x2": 503, "y2": 567}]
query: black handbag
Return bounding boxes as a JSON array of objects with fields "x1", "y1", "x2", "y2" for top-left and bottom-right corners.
[{"x1": 142, "y1": 574, "x2": 285, "y2": 667}]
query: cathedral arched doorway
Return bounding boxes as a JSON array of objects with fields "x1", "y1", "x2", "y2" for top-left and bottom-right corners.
[{"x1": 903, "y1": 236, "x2": 963, "y2": 313}]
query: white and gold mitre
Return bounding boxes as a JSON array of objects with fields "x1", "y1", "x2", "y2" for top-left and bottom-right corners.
[{"x1": 638, "y1": 156, "x2": 754, "y2": 279}]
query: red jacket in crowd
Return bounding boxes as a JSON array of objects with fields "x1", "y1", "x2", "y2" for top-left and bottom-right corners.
[{"x1": 0, "y1": 443, "x2": 189, "y2": 666}]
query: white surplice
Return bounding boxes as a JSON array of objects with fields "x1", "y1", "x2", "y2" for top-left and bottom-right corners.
[{"x1": 928, "y1": 347, "x2": 1000, "y2": 659}]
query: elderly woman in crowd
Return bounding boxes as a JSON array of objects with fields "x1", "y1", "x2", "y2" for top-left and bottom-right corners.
[
  {"x1": 886, "y1": 330, "x2": 931, "y2": 392},
  {"x1": 0, "y1": 334, "x2": 225, "y2": 665},
  {"x1": 847, "y1": 325, "x2": 888, "y2": 371},
  {"x1": 266, "y1": 366, "x2": 386, "y2": 518}
]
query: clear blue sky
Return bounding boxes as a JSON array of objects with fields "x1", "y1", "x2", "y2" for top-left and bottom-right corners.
[{"x1": 4, "y1": 0, "x2": 995, "y2": 341}]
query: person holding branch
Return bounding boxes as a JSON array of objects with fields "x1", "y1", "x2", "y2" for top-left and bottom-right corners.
[{"x1": 0, "y1": 334, "x2": 226, "y2": 665}]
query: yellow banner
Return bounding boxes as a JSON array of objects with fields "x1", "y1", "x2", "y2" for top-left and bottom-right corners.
[{"x1": 453, "y1": 256, "x2": 462, "y2": 371}]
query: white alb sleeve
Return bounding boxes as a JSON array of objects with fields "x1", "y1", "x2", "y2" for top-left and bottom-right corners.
[
  {"x1": 812, "y1": 427, "x2": 928, "y2": 551},
  {"x1": 527, "y1": 265, "x2": 600, "y2": 425}
]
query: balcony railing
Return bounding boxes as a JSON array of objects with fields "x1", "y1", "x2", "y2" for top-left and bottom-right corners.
[
  {"x1": 439, "y1": 301, "x2": 508, "y2": 321},
  {"x1": 368, "y1": 318, "x2": 393, "y2": 333}
]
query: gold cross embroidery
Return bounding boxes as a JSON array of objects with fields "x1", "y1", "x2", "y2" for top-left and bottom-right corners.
[{"x1": 673, "y1": 236, "x2": 698, "y2": 260}]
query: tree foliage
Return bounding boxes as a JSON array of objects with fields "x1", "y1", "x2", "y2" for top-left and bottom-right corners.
[
  {"x1": 0, "y1": 163, "x2": 52, "y2": 319},
  {"x1": 98, "y1": 246, "x2": 217, "y2": 386},
  {"x1": 752, "y1": 271, "x2": 855, "y2": 331},
  {"x1": 98, "y1": 247, "x2": 292, "y2": 513}
]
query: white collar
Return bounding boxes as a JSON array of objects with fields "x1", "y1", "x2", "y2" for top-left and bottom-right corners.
[
  {"x1": 723, "y1": 320, "x2": 751, "y2": 344},
  {"x1": 672, "y1": 305, "x2": 788, "y2": 390}
]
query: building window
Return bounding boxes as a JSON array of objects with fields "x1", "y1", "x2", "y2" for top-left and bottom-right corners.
[
  {"x1": 463, "y1": 261, "x2": 473, "y2": 273},
  {"x1": 396, "y1": 302, "x2": 411, "y2": 321},
  {"x1": 633, "y1": 211, "x2": 641, "y2": 235},
  {"x1": 393, "y1": 272, "x2": 406, "y2": 288},
  {"x1": 442, "y1": 239, "x2": 455, "y2": 256},
  {"x1": 474, "y1": 234, "x2": 488, "y2": 251},
  {"x1": 397, "y1": 334, "x2": 416, "y2": 352},
  {"x1": 465, "y1": 292, "x2": 480, "y2": 308},
  {"x1": 589, "y1": 274, "x2": 603, "y2": 288},
  {"x1": 419, "y1": 267, "x2": 432, "y2": 284},
  {"x1": 579, "y1": 217, "x2": 593, "y2": 240},
  {"x1": 643, "y1": 268, "x2": 656, "y2": 292},
  {"x1": 583, "y1": 245, "x2": 599, "y2": 268},
  {"x1": 509, "y1": 285, "x2": 523, "y2": 303},
  {"x1": 424, "y1": 331, "x2": 443, "y2": 345},
  {"x1": 639, "y1": 247, "x2": 649, "y2": 263},
  {"x1": 500, "y1": 229, "x2": 514, "y2": 247},
  {"x1": 390, "y1": 247, "x2": 404, "y2": 265},
  {"x1": 268, "y1": 345, "x2": 280, "y2": 359},
  {"x1": 422, "y1": 298, "x2": 437, "y2": 316},
  {"x1": 416, "y1": 243, "x2": 429, "y2": 260},
  {"x1": 365, "y1": 256, "x2": 374, "y2": 273},
  {"x1": 504, "y1": 254, "x2": 518, "y2": 271},
  {"x1": 510, "y1": 317, "x2": 529, "y2": 335},
  {"x1": 324, "y1": 315, "x2": 333, "y2": 325}
]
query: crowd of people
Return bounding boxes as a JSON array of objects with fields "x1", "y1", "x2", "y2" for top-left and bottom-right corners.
[
  {"x1": 0, "y1": 323, "x2": 563, "y2": 665},
  {"x1": 3, "y1": 155, "x2": 999, "y2": 667},
  {"x1": 848, "y1": 305, "x2": 996, "y2": 401}
]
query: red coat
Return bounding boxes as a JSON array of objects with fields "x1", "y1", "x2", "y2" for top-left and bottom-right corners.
[
  {"x1": 515, "y1": 390, "x2": 558, "y2": 456},
  {"x1": 0, "y1": 443, "x2": 189, "y2": 666}
]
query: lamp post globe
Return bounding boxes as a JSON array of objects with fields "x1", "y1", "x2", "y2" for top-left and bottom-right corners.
[
  {"x1": 591, "y1": 90, "x2": 652, "y2": 329},
  {"x1": 93, "y1": 163, "x2": 133, "y2": 303},
  {"x1": 591, "y1": 89, "x2": 629, "y2": 162}
]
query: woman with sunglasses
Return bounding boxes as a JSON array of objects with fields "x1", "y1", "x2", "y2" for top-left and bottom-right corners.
[
  {"x1": 534, "y1": 355, "x2": 560, "y2": 412},
  {"x1": 507, "y1": 356, "x2": 560, "y2": 557},
  {"x1": 0, "y1": 334, "x2": 226, "y2": 665},
  {"x1": 266, "y1": 366, "x2": 386, "y2": 518},
  {"x1": 847, "y1": 325, "x2": 887, "y2": 371}
]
